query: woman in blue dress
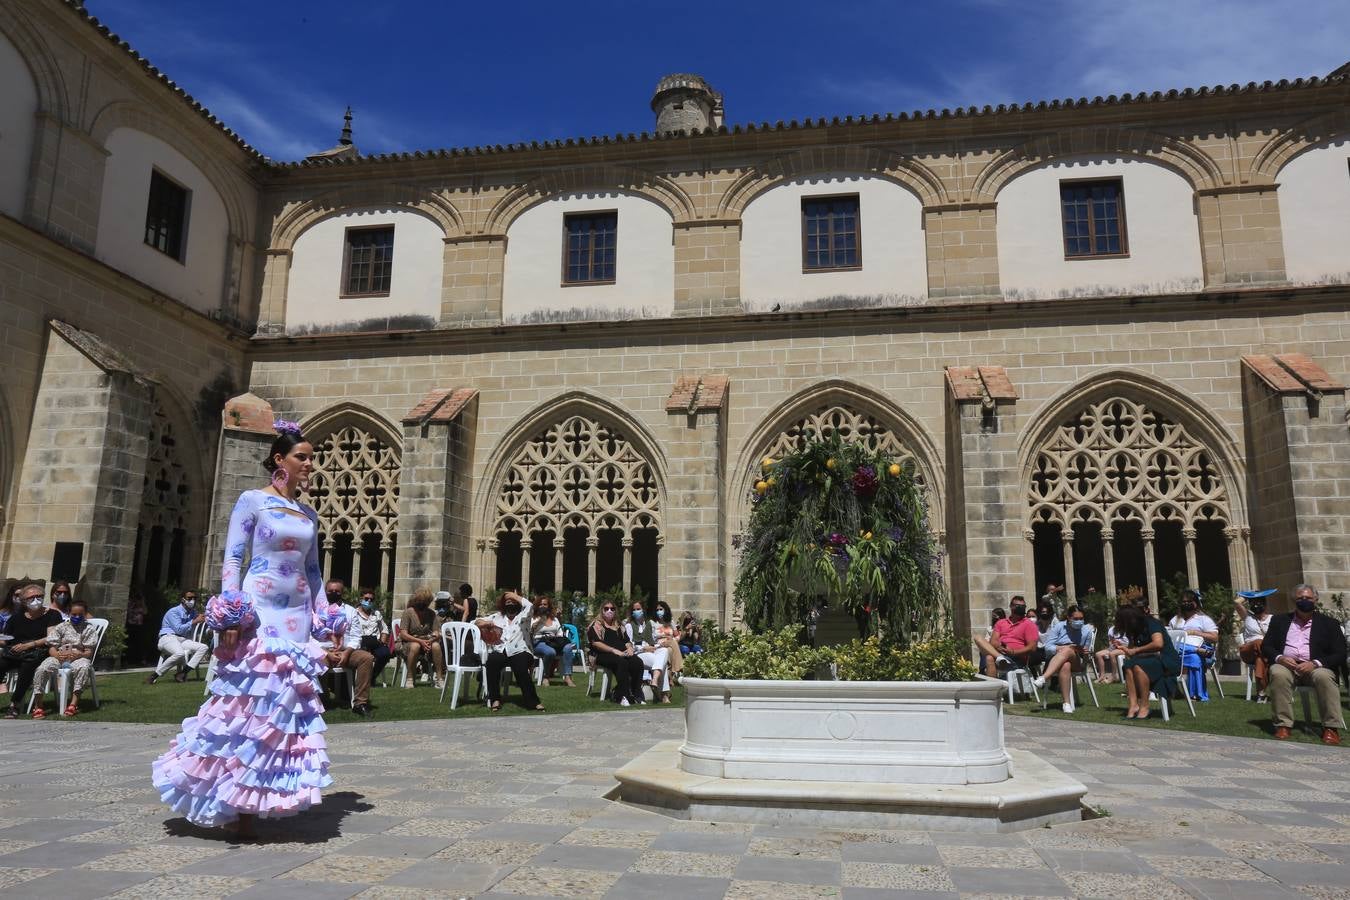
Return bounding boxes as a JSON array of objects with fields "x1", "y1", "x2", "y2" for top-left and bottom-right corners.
[{"x1": 153, "y1": 420, "x2": 342, "y2": 838}]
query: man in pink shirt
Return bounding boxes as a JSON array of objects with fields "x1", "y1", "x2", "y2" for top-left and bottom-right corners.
[
  {"x1": 1261, "y1": 584, "x2": 1346, "y2": 745},
  {"x1": 973, "y1": 596, "x2": 1040, "y2": 678}
]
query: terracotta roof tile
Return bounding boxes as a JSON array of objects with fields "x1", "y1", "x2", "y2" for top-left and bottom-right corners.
[
  {"x1": 402, "y1": 388, "x2": 454, "y2": 425},
  {"x1": 1242, "y1": 355, "x2": 1306, "y2": 393},
  {"x1": 223, "y1": 392, "x2": 275, "y2": 435},
  {"x1": 945, "y1": 366, "x2": 984, "y2": 401},
  {"x1": 428, "y1": 388, "x2": 478, "y2": 423},
  {"x1": 977, "y1": 366, "x2": 1019, "y2": 400},
  {"x1": 666, "y1": 375, "x2": 728, "y2": 413},
  {"x1": 1275, "y1": 353, "x2": 1344, "y2": 392}
]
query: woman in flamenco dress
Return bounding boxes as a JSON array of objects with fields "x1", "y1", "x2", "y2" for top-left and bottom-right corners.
[{"x1": 153, "y1": 420, "x2": 344, "y2": 839}]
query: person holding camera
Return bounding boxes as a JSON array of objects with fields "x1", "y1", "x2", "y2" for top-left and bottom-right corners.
[
  {"x1": 477, "y1": 590, "x2": 544, "y2": 711},
  {"x1": 530, "y1": 596, "x2": 575, "y2": 687}
]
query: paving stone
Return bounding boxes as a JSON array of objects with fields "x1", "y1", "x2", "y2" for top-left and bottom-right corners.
[
  {"x1": 946, "y1": 865, "x2": 1072, "y2": 895},
  {"x1": 339, "y1": 834, "x2": 456, "y2": 859},
  {"x1": 842, "y1": 861, "x2": 956, "y2": 891},
  {"x1": 488, "y1": 864, "x2": 620, "y2": 897},
  {"x1": 605, "y1": 873, "x2": 732, "y2": 899},
  {"x1": 652, "y1": 829, "x2": 753, "y2": 854}
]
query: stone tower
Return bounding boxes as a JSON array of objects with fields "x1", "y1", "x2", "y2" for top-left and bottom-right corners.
[{"x1": 651, "y1": 74, "x2": 724, "y2": 134}]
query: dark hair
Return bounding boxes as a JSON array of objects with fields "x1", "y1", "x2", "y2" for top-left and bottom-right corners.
[
  {"x1": 1113, "y1": 604, "x2": 1147, "y2": 644},
  {"x1": 264, "y1": 431, "x2": 310, "y2": 472},
  {"x1": 656, "y1": 600, "x2": 673, "y2": 620},
  {"x1": 1009, "y1": 595, "x2": 1025, "y2": 605},
  {"x1": 991, "y1": 607, "x2": 1006, "y2": 623},
  {"x1": 458, "y1": 583, "x2": 473, "y2": 598},
  {"x1": 68, "y1": 597, "x2": 88, "y2": 613}
]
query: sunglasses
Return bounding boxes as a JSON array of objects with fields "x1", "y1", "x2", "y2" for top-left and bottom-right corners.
[{"x1": 602, "y1": 606, "x2": 616, "y2": 611}]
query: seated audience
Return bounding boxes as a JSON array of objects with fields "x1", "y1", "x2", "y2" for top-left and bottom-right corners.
[
  {"x1": 972, "y1": 596, "x2": 1039, "y2": 678},
  {"x1": 1168, "y1": 589, "x2": 1219, "y2": 701},
  {"x1": 1117, "y1": 603, "x2": 1181, "y2": 719},
  {"x1": 450, "y1": 583, "x2": 478, "y2": 623},
  {"x1": 1095, "y1": 613, "x2": 1126, "y2": 685},
  {"x1": 146, "y1": 590, "x2": 208, "y2": 684},
  {"x1": 588, "y1": 600, "x2": 645, "y2": 706},
  {"x1": 1236, "y1": 588, "x2": 1276, "y2": 701},
  {"x1": 979, "y1": 607, "x2": 1006, "y2": 674},
  {"x1": 1033, "y1": 599, "x2": 1060, "y2": 668},
  {"x1": 48, "y1": 581, "x2": 73, "y2": 620},
  {"x1": 1261, "y1": 584, "x2": 1346, "y2": 745},
  {"x1": 477, "y1": 591, "x2": 543, "y2": 711},
  {"x1": 31, "y1": 597, "x2": 98, "y2": 717},
  {"x1": 1, "y1": 583, "x2": 64, "y2": 717},
  {"x1": 677, "y1": 612, "x2": 703, "y2": 655},
  {"x1": 1034, "y1": 606, "x2": 1094, "y2": 713},
  {"x1": 625, "y1": 599, "x2": 671, "y2": 703},
  {"x1": 321, "y1": 599, "x2": 375, "y2": 717},
  {"x1": 530, "y1": 596, "x2": 575, "y2": 687},
  {"x1": 651, "y1": 601, "x2": 683, "y2": 682},
  {"x1": 353, "y1": 588, "x2": 392, "y2": 680},
  {"x1": 399, "y1": 588, "x2": 446, "y2": 688}
]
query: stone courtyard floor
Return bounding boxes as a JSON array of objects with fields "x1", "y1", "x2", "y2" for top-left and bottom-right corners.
[{"x1": 0, "y1": 710, "x2": 1347, "y2": 899}]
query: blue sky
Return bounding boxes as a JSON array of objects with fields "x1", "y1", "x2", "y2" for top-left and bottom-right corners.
[{"x1": 89, "y1": 0, "x2": 1350, "y2": 162}]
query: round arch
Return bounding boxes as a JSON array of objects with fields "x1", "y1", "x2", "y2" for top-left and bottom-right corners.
[
  {"x1": 718, "y1": 145, "x2": 948, "y2": 218},
  {"x1": 0, "y1": 6, "x2": 69, "y2": 122},
  {"x1": 482, "y1": 164, "x2": 695, "y2": 234},
  {"x1": 972, "y1": 127, "x2": 1224, "y2": 201},
  {"x1": 1250, "y1": 110, "x2": 1350, "y2": 180},
  {"x1": 271, "y1": 184, "x2": 464, "y2": 251},
  {"x1": 474, "y1": 391, "x2": 670, "y2": 601},
  {"x1": 1017, "y1": 369, "x2": 1252, "y2": 604},
  {"x1": 301, "y1": 401, "x2": 403, "y2": 592}
]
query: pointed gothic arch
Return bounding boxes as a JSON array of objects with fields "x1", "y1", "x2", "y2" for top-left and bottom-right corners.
[
  {"x1": 1018, "y1": 370, "x2": 1252, "y2": 604},
  {"x1": 301, "y1": 402, "x2": 402, "y2": 592},
  {"x1": 131, "y1": 395, "x2": 208, "y2": 592},
  {"x1": 477, "y1": 393, "x2": 667, "y2": 601}
]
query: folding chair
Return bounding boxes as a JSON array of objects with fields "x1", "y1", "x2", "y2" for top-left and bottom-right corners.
[
  {"x1": 1165, "y1": 629, "x2": 1199, "y2": 717},
  {"x1": 29, "y1": 618, "x2": 108, "y2": 715},
  {"x1": 564, "y1": 624, "x2": 586, "y2": 675},
  {"x1": 440, "y1": 621, "x2": 488, "y2": 709},
  {"x1": 1069, "y1": 626, "x2": 1100, "y2": 708}
]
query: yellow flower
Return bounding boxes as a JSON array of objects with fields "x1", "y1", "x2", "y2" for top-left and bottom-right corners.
[
  {"x1": 761, "y1": 456, "x2": 776, "y2": 469},
  {"x1": 826, "y1": 458, "x2": 837, "y2": 470},
  {"x1": 755, "y1": 480, "x2": 768, "y2": 494},
  {"x1": 766, "y1": 477, "x2": 776, "y2": 487},
  {"x1": 888, "y1": 463, "x2": 902, "y2": 477},
  {"x1": 864, "y1": 531, "x2": 873, "y2": 540}
]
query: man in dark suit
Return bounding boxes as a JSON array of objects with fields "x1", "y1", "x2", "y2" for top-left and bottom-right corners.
[{"x1": 1262, "y1": 584, "x2": 1346, "y2": 745}]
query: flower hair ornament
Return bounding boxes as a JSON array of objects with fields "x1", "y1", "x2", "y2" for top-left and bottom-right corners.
[
  {"x1": 274, "y1": 418, "x2": 303, "y2": 437},
  {"x1": 271, "y1": 418, "x2": 311, "y2": 491}
]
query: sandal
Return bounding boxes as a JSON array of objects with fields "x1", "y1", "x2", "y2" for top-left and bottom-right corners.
[
  {"x1": 489, "y1": 702, "x2": 502, "y2": 712},
  {"x1": 31, "y1": 707, "x2": 45, "y2": 719},
  {"x1": 4, "y1": 705, "x2": 17, "y2": 719},
  {"x1": 64, "y1": 703, "x2": 78, "y2": 717},
  {"x1": 533, "y1": 704, "x2": 546, "y2": 712}
]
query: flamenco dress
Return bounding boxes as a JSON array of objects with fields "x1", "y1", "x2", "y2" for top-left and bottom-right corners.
[{"x1": 152, "y1": 490, "x2": 340, "y2": 827}]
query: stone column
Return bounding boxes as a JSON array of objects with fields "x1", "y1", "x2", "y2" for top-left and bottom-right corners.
[
  {"x1": 586, "y1": 536, "x2": 598, "y2": 596},
  {"x1": 944, "y1": 366, "x2": 1022, "y2": 637},
  {"x1": 7, "y1": 323, "x2": 154, "y2": 624},
  {"x1": 255, "y1": 249, "x2": 292, "y2": 335},
  {"x1": 1240, "y1": 354, "x2": 1350, "y2": 601},
  {"x1": 621, "y1": 537, "x2": 633, "y2": 595},
  {"x1": 1182, "y1": 528, "x2": 1199, "y2": 587},
  {"x1": 23, "y1": 114, "x2": 108, "y2": 254},
  {"x1": 1061, "y1": 530, "x2": 1077, "y2": 601},
  {"x1": 662, "y1": 375, "x2": 729, "y2": 622},
  {"x1": 201, "y1": 393, "x2": 278, "y2": 592},
  {"x1": 521, "y1": 539, "x2": 533, "y2": 594},
  {"x1": 1196, "y1": 185, "x2": 1287, "y2": 288},
  {"x1": 672, "y1": 221, "x2": 742, "y2": 317},
  {"x1": 394, "y1": 388, "x2": 480, "y2": 600},
  {"x1": 551, "y1": 538, "x2": 565, "y2": 594},
  {"x1": 439, "y1": 235, "x2": 505, "y2": 327},
  {"x1": 1101, "y1": 529, "x2": 1117, "y2": 599},
  {"x1": 923, "y1": 202, "x2": 1000, "y2": 301},
  {"x1": 1142, "y1": 529, "x2": 1158, "y2": 610}
]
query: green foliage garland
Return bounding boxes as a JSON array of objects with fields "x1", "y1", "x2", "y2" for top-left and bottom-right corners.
[{"x1": 734, "y1": 435, "x2": 948, "y2": 645}]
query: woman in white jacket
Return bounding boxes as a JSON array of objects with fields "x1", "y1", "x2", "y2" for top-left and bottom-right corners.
[
  {"x1": 476, "y1": 591, "x2": 544, "y2": 711},
  {"x1": 624, "y1": 600, "x2": 671, "y2": 703}
]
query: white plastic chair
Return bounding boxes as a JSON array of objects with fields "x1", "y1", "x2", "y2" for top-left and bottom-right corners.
[
  {"x1": 1044, "y1": 625, "x2": 1099, "y2": 710},
  {"x1": 29, "y1": 618, "x2": 108, "y2": 715},
  {"x1": 1002, "y1": 657, "x2": 1041, "y2": 705},
  {"x1": 1165, "y1": 629, "x2": 1199, "y2": 717},
  {"x1": 390, "y1": 618, "x2": 409, "y2": 688},
  {"x1": 158, "y1": 619, "x2": 211, "y2": 681},
  {"x1": 440, "y1": 621, "x2": 488, "y2": 709}
]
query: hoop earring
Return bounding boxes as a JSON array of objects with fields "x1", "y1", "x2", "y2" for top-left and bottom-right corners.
[{"x1": 271, "y1": 468, "x2": 290, "y2": 490}]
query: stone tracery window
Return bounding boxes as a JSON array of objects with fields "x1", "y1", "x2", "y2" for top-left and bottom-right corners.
[
  {"x1": 759, "y1": 404, "x2": 925, "y2": 488},
  {"x1": 1027, "y1": 395, "x2": 1236, "y2": 602},
  {"x1": 133, "y1": 405, "x2": 193, "y2": 588},
  {"x1": 306, "y1": 423, "x2": 400, "y2": 591},
  {"x1": 492, "y1": 413, "x2": 662, "y2": 599}
]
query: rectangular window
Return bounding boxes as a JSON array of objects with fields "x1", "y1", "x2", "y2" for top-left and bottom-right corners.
[
  {"x1": 342, "y1": 226, "x2": 395, "y2": 297},
  {"x1": 1060, "y1": 178, "x2": 1128, "y2": 258},
  {"x1": 563, "y1": 211, "x2": 618, "y2": 284},
  {"x1": 801, "y1": 195, "x2": 861, "y2": 271},
  {"x1": 143, "y1": 170, "x2": 190, "y2": 261}
]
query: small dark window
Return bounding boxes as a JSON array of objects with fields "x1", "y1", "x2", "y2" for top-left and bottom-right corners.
[
  {"x1": 342, "y1": 226, "x2": 395, "y2": 297},
  {"x1": 563, "y1": 211, "x2": 617, "y2": 284},
  {"x1": 1060, "y1": 179, "x2": 1128, "y2": 258},
  {"x1": 802, "y1": 195, "x2": 861, "y2": 271},
  {"x1": 144, "y1": 170, "x2": 189, "y2": 260}
]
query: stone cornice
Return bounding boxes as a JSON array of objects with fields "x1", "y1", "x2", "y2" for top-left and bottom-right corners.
[{"x1": 244, "y1": 283, "x2": 1350, "y2": 361}]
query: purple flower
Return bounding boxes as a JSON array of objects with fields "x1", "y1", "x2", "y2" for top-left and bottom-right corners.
[{"x1": 273, "y1": 418, "x2": 303, "y2": 436}]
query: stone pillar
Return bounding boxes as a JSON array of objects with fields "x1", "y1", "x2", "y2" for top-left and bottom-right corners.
[
  {"x1": 201, "y1": 393, "x2": 278, "y2": 592},
  {"x1": 1061, "y1": 531, "x2": 1076, "y2": 601},
  {"x1": 1182, "y1": 528, "x2": 1199, "y2": 587},
  {"x1": 673, "y1": 221, "x2": 742, "y2": 317},
  {"x1": 1241, "y1": 354, "x2": 1350, "y2": 602},
  {"x1": 255, "y1": 249, "x2": 292, "y2": 335},
  {"x1": 6, "y1": 323, "x2": 154, "y2": 624},
  {"x1": 1196, "y1": 185, "x2": 1287, "y2": 288},
  {"x1": 944, "y1": 366, "x2": 1022, "y2": 637},
  {"x1": 439, "y1": 235, "x2": 505, "y2": 327},
  {"x1": 621, "y1": 537, "x2": 633, "y2": 595},
  {"x1": 1142, "y1": 529, "x2": 1158, "y2": 610},
  {"x1": 1102, "y1": 529, "x2": 1117, "y2": 599},
  {"x1": 923, "y1": 202, "x2": 1000, "y2": 301},
  {"x1": 23, "y1": 113, "x2": 108, "y2": 254},
  {"x1": 662, "y1": 375, "x2": 729, "y2": 622},
  {"x1": 394, "y1": 388, "x2": 480, "y2": 600},
  {"x1": 586, "y1": 536, "x2": 598, "y2": 596},
  {"x1": 520, "y1": 539, "x2": 533, "y2": 594}
]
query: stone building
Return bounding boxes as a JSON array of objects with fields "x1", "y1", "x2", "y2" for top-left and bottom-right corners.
[{"x1": 2, "y1": 0, "x2": 1348, "y2": 637}]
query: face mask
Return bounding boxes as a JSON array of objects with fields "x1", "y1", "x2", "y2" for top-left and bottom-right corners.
[
  {"x1": 54, "y1": 593, "x2": 69, "y2": 606},
  {"x1": 326, "y1": 592, "x2": 343, "y2": 603},
  {"x1": 631, "y1": 609, "x2": 644, "y2": 621},
  {"x1": 26, "y1": 598, "x2": 44, "y2": 611},
  {"x1": 1181, "y1": 603, "x2": 1196, "y2": 614},
  {"x1": 70, "y1": 614, "x2": 85, "y2": 626},
  {"x1": 1010, "y1": 607, "x2": 1026, "y2": 619},
  {"x1": 505, "y1": 604, "x2": 521, "y2": 616},
  {"x1": 1068, "y1": 620, "x2": 1084, "y2": 630},
  {"x1": 602, "y1": 609, "x2": 615, "y2": 621},
  {"x1": 183, "y1": 599, "x2": 196, "y2": 609},
  {"x1": 1249, "y1": 602, "x2": 1266, "y2": 615},
  {"x1": 360, "y1": 600, "x2": 373, "y2": 611},
  {"x1": 1295, "y1": 598, "x2": 1316, "y2": 613}
]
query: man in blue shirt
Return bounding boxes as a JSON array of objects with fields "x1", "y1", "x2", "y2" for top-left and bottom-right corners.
[
  {"x1": 1032, "y1": 606, "x2": 1094, "y2": 713},
  {"x1": 146, "y1": 590, "x2": 208, "y2": 684}
]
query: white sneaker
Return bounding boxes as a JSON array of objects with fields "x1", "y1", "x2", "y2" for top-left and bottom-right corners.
[
  {"x1": 1062, "y1": 702, "x2": 1075, "y2": 714},
  {"x1": 619, "y1": 697, "x2": 630, "y2": 707},
  {"x1": 1032, "y1": 676, "x2": 1046, "y2": 689}
]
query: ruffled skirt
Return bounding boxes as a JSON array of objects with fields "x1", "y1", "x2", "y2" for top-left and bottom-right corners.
[{"x1": 152, "y1": 634, "x2": 332, "y2": 827}]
